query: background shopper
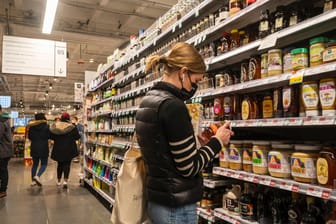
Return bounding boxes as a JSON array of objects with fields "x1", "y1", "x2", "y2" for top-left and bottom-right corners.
[
  {"x1": 0, "y1": 111, "x2": 14, "y2": 198},
  {"x1": 28, "y1": 113, "x2": 50, "y2": 186},
  {"x1": 135, "y1": 42, "x2": 233, "y2": 224},
  {"x1": 50, "y1": 112, "x2": 80, "y2": 189},
  {"x1": 72, "y1": 116, "x2": 84, "y2": 163}
]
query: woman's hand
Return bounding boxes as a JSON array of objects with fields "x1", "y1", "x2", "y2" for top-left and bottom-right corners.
[{"x1": 215, "y1": 121, "x2": 234, "y2": 145}]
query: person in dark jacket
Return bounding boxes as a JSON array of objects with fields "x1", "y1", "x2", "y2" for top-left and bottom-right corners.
[
  {"x1": 28, "y1": 113, "x2": 50, "y2": 187},
  {"x1": 0, "y1": 111, "x2": 14, "y2": 198},
  {"x1": 50, "y1": 112, "x2": 80, "y2": 189},
  {"x1": 135, "y1": 42, "x2": 233, "y2": 224}
]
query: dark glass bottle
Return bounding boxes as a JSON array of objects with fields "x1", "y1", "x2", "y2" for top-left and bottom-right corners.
[
  {"x1": 282, "y1": 85, "x2": 299, "y2": 117},
  {"x1": 217, "y1": 32, "x2": 231, "y2": 55},
  {"x1": 257, "y1": 187, "x2": 273, "y2": 223},
  {"x1": 259, "y1": 10, "x2": 270, "y2": 39},
  {"x1": 301, "y1": 197, "x2": 320, "y2": 224},
  {"x1": 274, "y1": 6, "x2": 287, "y2": 32},
  {"x1": 288, "y1": 193, "x2": 306, "y2": 224},
  {"x1": 240, "y1": 183, "x2": 255, "y2": 221}
]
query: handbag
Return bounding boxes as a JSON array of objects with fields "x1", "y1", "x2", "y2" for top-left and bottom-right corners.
[{"x1": 111, "y1": 134, "x2": 149, "y2": 224}]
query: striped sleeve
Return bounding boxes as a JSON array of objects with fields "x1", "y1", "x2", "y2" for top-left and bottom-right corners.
[{"x1": 160, "y1": 99, "x2": 222, "y2": 177}]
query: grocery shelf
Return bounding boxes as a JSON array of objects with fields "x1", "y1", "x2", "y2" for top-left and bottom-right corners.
[
  {"x1": 213, "y1": 167, "x2": 336, "y2": 202},
  {"x1": 197, "y1": 207, "x2": 216, "y2": 223},
  {"x1": 111, "y1": 106, "x2": 139, "y2": 117},
  {"x1": 91, "y1": 96, "x2": 114, "y2": 107},
  {"x1": 112, "y1": 124, "x2": 135, "y2": 133},
  {"x1": 84, "y1": 178, "x2": 115, "y2": 206},
  {"x1": 84, "y1": 167, "x2": 113, "y2": 186},
  {"x1": 91, "y1": 110, "x2": 112, "y2": 117},
  {"x1": 193, "y1": 61, "x2": 336, "y2": 100},
  {"x1": 89, "y1": 76, "x2": 114, "y2": 92},
  {"x1": 214, "y1": 208, "x2": 258, "y2": 224},
  {"x1": 113, "y1": 66, "x2": 145, "y2": 87},
  {"x1": 203, "y1": 178, "x2": 229, "y2": 189}
]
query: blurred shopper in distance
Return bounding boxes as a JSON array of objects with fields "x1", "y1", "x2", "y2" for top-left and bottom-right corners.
[
  {"x1": 50, "y1": 112, "x2": 80, "y2": 189},
  {"x1": 135, "y1": 42, "x2": 233, "y2": 224},
  {"x1": 72, "y1": 116, "x2": 84, "y2": 163},
  {"x1": 0, "y1": 109, "x2": 14, "y2": 198},
  {"x1": 28, "y1": 113, "x2": 50, "y2": 187}
]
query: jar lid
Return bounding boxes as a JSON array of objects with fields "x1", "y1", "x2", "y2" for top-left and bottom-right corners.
[
  {"x1": 309, "y1": 37, "x2": 329, "y2": 45},
  {"x1": 252, "y1": 140, "x2": 271, "y2": 145},
  {"x1": 270, "y1": 140, "x2": 292, "y2": 145},
  {"x1": 215, "y1": 74, "x2": 224, "y2": 77},
  {"x1": 239, "y1": 30, "x2": 246, "y2": 35},
  {"x1": 231, "y1": 29, "x2": 238, "y2": 33},
  {"x1": 291, "y1": 48, "x2": 308, "y2": 54},
  {"x1": 326, "y1": 41, "x2": 336, "y2": 47},
  {"x1": 283, "y1": 47, "x2": 295, "y2": 54},
  {"x1": 272, "y1": 144, "x2": 294, "y2": 149},
  {"x1": 268, "y1": 49, "x2": 282, "y2": 53},
  {"x1": 294, "y1": 144, "x2": 321, "y2": 151}
]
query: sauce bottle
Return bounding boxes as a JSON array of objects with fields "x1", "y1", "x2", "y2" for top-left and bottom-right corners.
[
  {"x1": 226, "y1": 184, "x2": 241, "y2": 215},
  {"x1": 259, "y1": 10, "x2": 270, "y2": 39},
  {"x1": 240, "y1": 183, "x2": 256, "y2": 221},
  {"x1": 214, "y1": 97, "x2": 224, "y2": 121},
  {"x1": 316, "y1": 147, "x2": 336, "y2": 188},
  {"x1": 230, "y1": 29, "x2": 240, "y2": 50}
]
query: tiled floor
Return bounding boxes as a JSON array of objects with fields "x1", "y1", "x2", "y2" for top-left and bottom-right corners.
[{"x1": 0, "y1": 158, "x2": 112, "y2": 224}]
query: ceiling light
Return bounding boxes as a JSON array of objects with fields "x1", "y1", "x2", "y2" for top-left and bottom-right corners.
[
  {"x1": 48, "y1": 111, "x2": 51, "y2": 115},
  {"x1": 49, "y1": 83, "x2": 53, "y2": 89},
  {"x1": 35, "y1": 111, "x2": 37, "y2": 114},
  {"x1": 89, "y1": 58, "x2": 94, "y2": 63},
  {"x1": 45, "y1": 90, "x2": 49, "y2": 96},
  {"x1": 42, "y1": 0, "x2": 59, "y2": 34},
  {"x1": 53, "y1": 77, "x2": 57, "y2": 81}
]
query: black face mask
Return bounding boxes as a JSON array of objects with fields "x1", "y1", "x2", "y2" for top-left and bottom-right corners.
[{"x1": 180, "y1": 72, "x2": 198, "y2": 100}]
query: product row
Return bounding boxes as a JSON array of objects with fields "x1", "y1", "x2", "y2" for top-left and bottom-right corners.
[
  {"x1": 86, "y1": 145, "x2": 125, "y2": 168},
  {"x1": 86, "y1": 158, "x2": 118, "y2": 183},
  {"x1": 216, "y1": 140, "x2": 336, "y2": 187}
]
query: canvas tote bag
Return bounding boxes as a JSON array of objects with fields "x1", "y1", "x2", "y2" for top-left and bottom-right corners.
[{"x1": 111, "y1": 137, "x2": 149, "y2": 224}]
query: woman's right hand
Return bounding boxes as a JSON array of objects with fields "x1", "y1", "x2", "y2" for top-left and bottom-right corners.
[{"x1": 215, "y1": 121, "x2": 234, "y2": 145}]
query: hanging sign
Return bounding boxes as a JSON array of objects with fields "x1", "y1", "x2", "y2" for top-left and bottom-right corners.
[{"x1": 74, "y1": 82, "x2": 84, "y2": 103}]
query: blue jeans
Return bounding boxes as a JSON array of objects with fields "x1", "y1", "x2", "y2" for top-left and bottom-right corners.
[
  {"x1": 148, "y1": 201, "x2": 197, "y2": 224},
  {"x1": 31, "y1": 156, "x2": 48, "y2": 180}
]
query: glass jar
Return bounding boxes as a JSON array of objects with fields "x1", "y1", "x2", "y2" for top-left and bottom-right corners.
[
  {"x1": 224, "y1": 96, "x2": 233, "y2": 120},
  {"x1": 268, "y1": 144, "x2": 294, "y2": 178},
  {"x1": 322, "y1": 41, "x2": 336, "y2": 63},
  {"x1": 218, "y1": 6, "x2": 230, "y2": 23},
  {"x1": 283, "y1": 47, "x2": 294, "y2": 73},
  {"x1": 252, "y1": 141, "x2": 270, "y2": 175},
  {"x1": 242, "y1": 141, "x2": 253, "y2": 172},
  {"x1": 218, "y1": 32, "x2": 231, "y2": 55},
  {"x1": 310, "y1": 37, "x2": 328, "y2": 67},
  {"x1": 268, "y1": 49, "x2": 283, "y2": 76},
  {"x1": 248, "y1": 55, "x2": 261, "y2": 81},
  {"x1": 230, "y1": 29, "x2": 240, "y2": 50},
  {"x1": 262, "y1": 93, "x2": 273, "y2": 118},
  {"x1": 291, "y1": 145, "x2": 321, "y2": 183},
  {"x1": 220, "y1": 144, "x2": 230, "y2": 168},
  {"x1": 291, "y1": 48, "x2": 309, "y2": 71},
  {"x1": 214, "y1": 97, "x2": 224, "y2": 121},
  {"x1": 260, "y1": 53, "x2": 268, "y2": 78},
  {"x1": 229, "y1": 140, "x2": 244, "y2": 170},
  {"x1": 229, "y1": 0, "x2": 242, "y2": 16},
  {"x1": 259, "y1": 9, "x2": 270, "y2": 39},
  {"x1": 317, "y1": 147, "x2": 336, "y2": 188},
  {"x1": 240, "y1": 60, "x2": 249, "y2": 83},
  {"x1": 320, "y1": 78, "x2": 336, "y2": 116},
  {"x1": 324, "y1": 0, "x2": 336, "y2": 12},
  {"x1": 241, "y1": 96, "x2": 256, "y2": 120},
  {"x1": 302, "y1": 81, "x2": 319, "y2": 116},
  {"x1": 274, "y1": 6, "x2": 287, "y2": 32},
  {"x1": 239, "y1": 30, "x2": 247, "y2": 46},
  {"x1": 282, "y1": 85, "x2": 299, "y2": 117},
  {"x1": 215, "y1": 74, "x2": 225, "y2": 88}
]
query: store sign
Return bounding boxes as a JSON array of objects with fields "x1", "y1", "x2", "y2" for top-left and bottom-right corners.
[
  {"x1": 2, "y1": 35, "x2": 66, "y2": 77},
  {"x1": 74, "y1": 82, "x2": 83, "y2": 103}
]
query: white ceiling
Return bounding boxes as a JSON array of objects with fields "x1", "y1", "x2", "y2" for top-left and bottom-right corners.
[{"x1": 0, "y1": 0, "x2": 177, "y2": 116}]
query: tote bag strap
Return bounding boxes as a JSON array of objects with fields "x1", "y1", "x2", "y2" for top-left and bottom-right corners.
[{"x1": 124, "y1": 131, "x2": 142, "y2": 160}]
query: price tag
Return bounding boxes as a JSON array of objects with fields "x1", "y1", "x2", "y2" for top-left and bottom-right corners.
[
  {"x1": 280, "y1": 181, "x2": 293, "y2": 191},
  {"x1": 307, "y1": 186, "x2": 323, "y2": 198},
  {"x1": 238, "y1": 173, "x2": 244, "y2": 180},
  {"x1": 288, "y1": 118, "x2": 303, "y2": 126},
  {"x1": 253, "y1": 176, "x2": 259, "y2": 183},
  {"x1": 260, "y1": 177, "x2": 270, "y2": 185},
  {"x1": 322, "y1": 190, "x2": 331, "y2": 199},
  {"x1": 315, "y1": 116, "x2": 335, "y2": 125},
  {"x1": 153, "y1": 40, "x2": 156, "y2": 46},
  {"x1": 292, "y1": 184, "x2": 299, "y2": 192},
  {"x1": 172, "y1": 25, "x2": 176, "y2": 33},
  {"x1": 270, "y1": 180, "x2": 276, "y2": 187},
  {"x1": 195, "y1": 8, "x2": 199, "y2": 17},
  {"x1": 258, "y1": 33, "x2": 278, "y2": 50},
  {"x1": 202, "y1": 34, "x2": 207, "y2": 42},
  {"x1": 179, "y1": 21, "x2": 182, "y2": 29},
  {"x1": 290, "y1": 69, "x2": 305, "y2": 85},
  {"x1": 303, "y1": 117, "x2": 313, "y2": 126}
]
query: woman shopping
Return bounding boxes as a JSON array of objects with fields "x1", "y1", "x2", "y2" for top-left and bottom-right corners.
[{"x1": 135, "y1": 42, "x2": 233, "y2": 224}]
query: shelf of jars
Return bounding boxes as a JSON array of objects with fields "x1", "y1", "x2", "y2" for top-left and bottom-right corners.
[
  {"x1": 111, "y1": 106, "x2": 139, "y2": 118},
  {"x1": 214, "y1": 208, "x2": 258, "y2": 224},
  {"x1": 86, "y1": 145, "x2": 125, "y2": 160},
  {"x1": 205, "y1": 9, "x2": 336, "y2": 70},
  {"x1": 113, "y1": 66, "x2": 145, "y2": 88},
  {"x1": 213, "y1": 167, "x2": 336, "y2": 202},
  {"x1": 91, "y1": 110, "x2": 112, "y2": 118},
  {"x1": 86, "y1": 155, "x2": 120, "y2": 173},
  {"x1": 84, "y1": 178, "x2": 115, "y2": 205},
  {"x1": 192, "y1": 61, "x2": 336, "y2": 102},
  {"x1": 84, "y1": 167, "x2": 114, "y2": 186},
  {"x1": 197, "y1": 207, "x2": 216, "y2": 223},
  {"x1": 91, "y1": 95, "x2": 114, "y2": 107}
]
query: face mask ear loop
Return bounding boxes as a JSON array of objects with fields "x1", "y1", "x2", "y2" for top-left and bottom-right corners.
[{"x1": 178, "y1": 71, "x2": 185, "y2": 89}]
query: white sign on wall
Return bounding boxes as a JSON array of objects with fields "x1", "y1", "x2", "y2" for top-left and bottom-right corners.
[
  {"x1": 74, "y1": 82, "x2": 84, "y2": 103},
  {"x1": 2, "y1": 35, "x2": 67, "y2": 77}
]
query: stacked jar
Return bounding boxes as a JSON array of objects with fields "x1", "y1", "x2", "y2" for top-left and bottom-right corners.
[{"x1": 252, "y1": 141, "x2": 271, "y2": 175}]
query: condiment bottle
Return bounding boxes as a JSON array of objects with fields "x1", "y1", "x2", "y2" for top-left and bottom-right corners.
[
  {"x1": 239, "y1": 183, "x2": 256, "y2": 221},
  {"x1": 218, "y1": 32, "x2": 231, "y2": 55},
  {"x1": 319, "y1": 78, "x2": 336, "y2": 116},
  {"x1": 262, "y1": 93, "x2": 273, "y2": 118},
  {"x1": 252, "y1": 141, "x2": 270, "y2": 175},
  {"x1": 301, "y1": 197, "x2": 324, "y2": 224},
  {"x1": 267, "y1": 49, "x2": 283, "y2": 76},
  {"x1": 259, "y1": 9, "x2": 270, "y2": 39},
  {"x1": 229, "y1": 140, "x2": 243, "y2": 170},
  {"x1": 282, "y1": 85, "x2": 299, "y2": 117},
  {"x1": 283, "y1": 47, "x2": 294, "y2": 73},
  {"x1": 242, "y1": 141, "x2": 253, "y2": 172},
  {"x1": 274, "y1": 6, "x2": 287, "y2": 32},
  {"x1": 248, "y1": 55, "x2": 261, "y2": 81},
  {"x1": 325, "y1": 203, "x2": 336, "y2": 223},
  {"x1": 291, "y1": 48, "x2": 309, "y2": 71},
  {"x1": 289, "y1": 4, "x2": 302, "y2": 27},
  {"x1": 261, "y1": 53, "x2": 268, "y2": 78},
  {"x1": 240, "y1": 60, "x2": 249, "y2": 83},
  {"x1": 324, "y1": 0, "x2": 336, "y2": 12},
  {"x1": 230, "y1": 29, "x2": 240, "y2": 50},
  {"x1": 218, "y1": 6, "x2": 230, "y2": 23},
  {"x1": 302, "y1": 81, "x2": 320, "y2": 116},
  {"x1": 309, "y1": 37, "x2": 328, "y2": 67},
  {"x1": 226, "y1": 184, "x2": 241, "y2": 215},
  {"x1": 213, "y1": 97, "x2": 224, "y2": 121},
  {"x1": 224, "y1": 96, "x2": 233, "y2": 120},
  {"x1": 229, "y1": 0, "x2": 242, "y2": 16},
  {"x1": 288, "y1": 193, "x2": 306, "y2": 224},
  {"x1": 316, "y1": 147, "x2": 336, "y2": 188}
]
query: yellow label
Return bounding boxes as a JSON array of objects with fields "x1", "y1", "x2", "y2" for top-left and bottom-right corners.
[
  {"x1": 17, "y1": 127, "x2": 26, "y2": 134},
  {"x1": 290, "y1": 70, "x2": 304, "y2": 85},
  {"x1": 317, "y1": 158, "x2": 329, "y2": 185},
  {"x1": 263, "y1": 99, "x2": 273, "y2": 118},
  {"x1": 241, "y1": 100, "x2": 250, "y2": 120}
]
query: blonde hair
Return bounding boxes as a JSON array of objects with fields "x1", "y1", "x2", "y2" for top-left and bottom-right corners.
[{"x1": 145, "y1": 42, "x2": 206, "y2": 76}]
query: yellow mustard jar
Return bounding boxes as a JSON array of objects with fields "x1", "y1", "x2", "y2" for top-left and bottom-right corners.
[
  {"x1": 229, "y1": 140, "x2": 244, "y2": 170},
  {"x1": 291, "y1": 145, "x2": 321, "y2": 183},
  {"x1": 252, "y1": 141, "x2": 270, "y2": 175},
  {"x1": 268, "y1": 144, "x2": 294, "y2": 178}
]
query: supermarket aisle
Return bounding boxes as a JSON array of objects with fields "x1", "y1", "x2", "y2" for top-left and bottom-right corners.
[{"x1": 0, "y1": 158, "x2": 111, "y2": 224}]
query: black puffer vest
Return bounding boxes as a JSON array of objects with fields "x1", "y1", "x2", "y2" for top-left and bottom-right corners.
[{"x1": 135, "y1": 88, "x2": 203, "y2": 207}]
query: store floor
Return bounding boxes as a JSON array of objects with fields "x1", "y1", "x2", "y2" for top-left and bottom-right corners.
[{"x1": 0, "y1": 158, "x2": 111, "y2": 224}]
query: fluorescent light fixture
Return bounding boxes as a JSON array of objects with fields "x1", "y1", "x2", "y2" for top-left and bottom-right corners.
[{"x1": 42, "y1": 0, "x2": 59, "y2": 34}]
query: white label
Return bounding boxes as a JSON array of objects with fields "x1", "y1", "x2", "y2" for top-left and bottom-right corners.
[
  {"x1": 268, "y1": 151, "x2": 291, "y2": 175},
  {"x1": 282, "y1": 87, "x2": 291, "y2": 111},
  {"x1": 320, "y1": 80, "x2": 336, "y2": 108},
  {"x1": 229, "y1": 145, "x2": 242, "y2": 164},
  {"x1": 259, "y1": 33, "x2": 278, "y2": 50},
  {"x1": 302, "y1": 83, "x2": 319, "y2": 108},
  {"x1": 291, "y1": 157, "x2": 317, "y2": 179}
]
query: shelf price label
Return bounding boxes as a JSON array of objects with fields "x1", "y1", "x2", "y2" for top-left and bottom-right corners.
[
  {"x1": 258, "y1": 33, "x2": 278, "y2": 50},
  {"x1": 290, "y1": 70, "x2": 305, "y2": 85},
  {"x1": 307, "y1": 186, "x2": 323, "y2": 198},
  {"x1": 292, "y1": 184, "x2": 299, "y2": 192}
]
